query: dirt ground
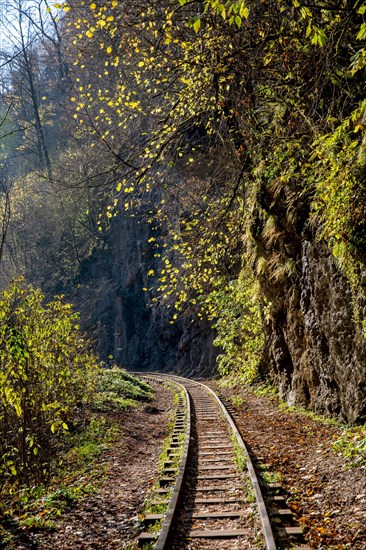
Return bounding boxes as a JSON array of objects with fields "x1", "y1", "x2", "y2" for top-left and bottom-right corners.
[{"x1": 8, "y1": 380, "x2": 365, "y2": 549}]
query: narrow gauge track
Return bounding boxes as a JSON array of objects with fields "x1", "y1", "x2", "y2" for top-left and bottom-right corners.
[{"x1": 136, "y1": 373, "x2": 277, "y2": 550}]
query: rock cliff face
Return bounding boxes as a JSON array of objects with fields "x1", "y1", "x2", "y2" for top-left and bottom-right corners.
[
  {"x1": 75, "y1": 209, "x2": 218, "y2": 376},
  {"x1": 262, "y1": 237, "x2": 366, "y2": 423}
]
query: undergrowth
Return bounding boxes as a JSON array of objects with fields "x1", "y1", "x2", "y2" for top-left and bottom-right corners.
[
  {"x1": 278, "y1": 402, "x2": 340, "y2": 427},
  {"x1": 332, "y1": 426, "x2": 366, "y2": 469},
  {"x1": 219, "y1": 378, "x2": 366, "y2": 470},
  {"x1": 267, "y1": 392, "x2": 366, "y2": 468},
  {"x1": 230, "y1": 432, "x2": 247, "y2": 471},
  {"x1": 0, "y1": 367, "x2": 152, "y2": 547},
  {"x1": 93, "y1": 367, "x2": 152, "y2": 412}
]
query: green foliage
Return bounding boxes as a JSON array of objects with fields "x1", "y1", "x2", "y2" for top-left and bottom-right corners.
[
  {"x1": 332, "y1": 426, "x2": 366, "y2": 468},
  {"x1": 260, "y1": 470, "x2": 283, "y2": 485},
  {"x1": 93, "y1": 367, "x2": 152, "y2": 412},
  {"x1": 66, "y1": 414, "x2": 122, "y2": 465},
  {"x1": 230, "y1": 433, "x2": 247, "y2": 471},
  {"x1": 279, "y1": 402, "x2": 340, "y2": 427},
  {"x1": 62, "y1": 0, "x2": 366, "y2": 386},
  {"x1": 0, "y1": 361, "x2": 153, "y2": 542},
  {"x1": 211, "y1": 265, "x2": 265, "y2": 384},
  {"x1": 253, "y1": 383, "x2": 278, "y2": 399},
  {"x1": 310, "y1": 99, "x2": 366, "y2": 249},
  {"x1": 312, "y1": 106, "x2": 366, "y2": 242},
  {"x1": 0, "y1": 278, "x2": 98, "y2": 486},
  {"x1": 0, "y1": 415, "x2": 118, "y2": 542},
  {"x1": 229, "y1": 395, "x2": 246, "y2": 406}
]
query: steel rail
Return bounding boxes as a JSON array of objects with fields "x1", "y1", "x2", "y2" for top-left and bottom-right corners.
[
  {"x1": 154, "y1": 377, "x2": 191, "y2": 550},
  {"x1": 135, "y1": 372, "x2": 277, "y2": 549},
  {"x1": 188, "y1": 376, "x2": 277, "y2": 550},
  {"x1": 136, "y1": 374, "x2": 191, "y2": 550}
]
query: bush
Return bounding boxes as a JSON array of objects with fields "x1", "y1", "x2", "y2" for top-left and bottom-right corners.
[
  {"x1": 0, "y1": 279, "x2": 98, "y2": 486},
  {"x1": 211, "y1": 265, "x2": 265, "y2": 385}
]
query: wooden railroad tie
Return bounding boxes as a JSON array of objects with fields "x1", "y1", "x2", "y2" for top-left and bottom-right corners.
[{"x1": 187, "y1": 528, "x2": 252, "y2": 539}]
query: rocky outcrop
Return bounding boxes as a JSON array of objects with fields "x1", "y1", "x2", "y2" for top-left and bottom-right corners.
[
  {"x1": 263, "y1": 238, "x2": 366, "y2": 423},
  {"x1": 74, "y1": 209, "x2": 218, "y2": 376}
]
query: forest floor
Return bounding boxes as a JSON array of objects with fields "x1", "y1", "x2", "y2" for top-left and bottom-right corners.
[
  {"x1": 216, "y1": 382, "x2": 366, "y2": 549},
  {"x1": 5, "y1": 380, "x2": 365, "y2": 550}
]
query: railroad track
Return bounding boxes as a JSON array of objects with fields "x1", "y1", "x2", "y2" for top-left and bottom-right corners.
[{"x1": 135, "y1": 373, "x2": 282, "y2": 549}]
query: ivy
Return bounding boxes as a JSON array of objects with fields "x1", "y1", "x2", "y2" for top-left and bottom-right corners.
[{"x1": 211, "y1": 265, "x2": 265, "y2": 384}]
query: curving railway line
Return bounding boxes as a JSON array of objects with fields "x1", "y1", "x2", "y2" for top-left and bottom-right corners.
[{"x1": 134, "y1": 373, "x2": 308, "y2": 550}]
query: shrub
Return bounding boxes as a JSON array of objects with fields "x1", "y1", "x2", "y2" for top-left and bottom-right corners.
[
  {"x1": 0, "y1": 279, "x2": 98, "y2": 486},
  {"x1": 211, "y1": 265, "x2": 265, "y2": 385}
]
